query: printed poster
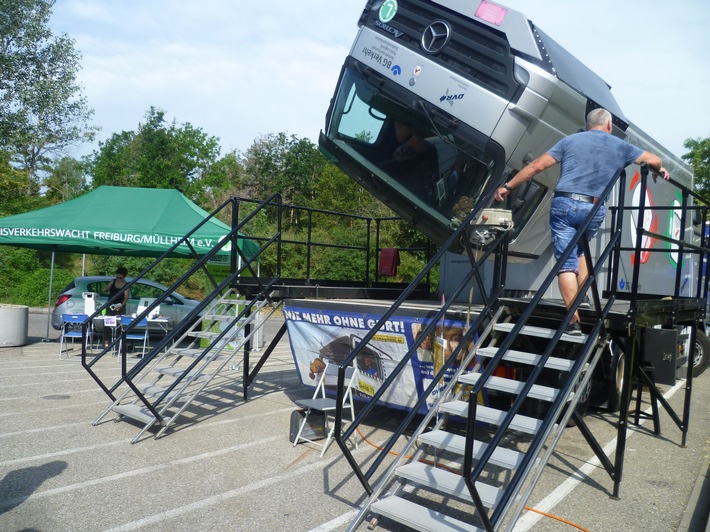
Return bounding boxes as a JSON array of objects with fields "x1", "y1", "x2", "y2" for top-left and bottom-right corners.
[{"x1": 284, "y1": 302, "x2": 477, "y2": 414}]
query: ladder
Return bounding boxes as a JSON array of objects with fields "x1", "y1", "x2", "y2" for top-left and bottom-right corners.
[{"x1": 93, "y1": 289, "x2": 280, "y2": 443}]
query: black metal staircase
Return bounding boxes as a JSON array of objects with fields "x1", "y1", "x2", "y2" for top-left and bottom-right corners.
[
  {"x1": 92, "y1": 288, "x2": 281, "y2": 442},
  {"x1": 77, "y1": 194, "x2": 432, "y2": 442},
  {"x1": 331, "y1": 167, "x2": 709, "y2": 531},
  {"x1": 78, "y1": 194, "x2": 287, "y2": 441}
]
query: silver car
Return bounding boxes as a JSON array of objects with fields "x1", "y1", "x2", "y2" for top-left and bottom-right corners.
[{"x1": 52, "y1": 276, "x2": 200, "y2": 332}]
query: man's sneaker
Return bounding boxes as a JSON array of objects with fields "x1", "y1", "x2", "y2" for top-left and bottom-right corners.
[
  {"x1": 564, "y1": 321, "x2": 583, "y2": 336},
  {"x1": 579, "y1": 296, "x2": 591, "y2": 309}
]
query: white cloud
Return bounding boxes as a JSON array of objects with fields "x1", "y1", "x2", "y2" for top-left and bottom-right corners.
[
  {"x1": 51, "y1": 0, "x2": 710, "y2": 160},
  {"x1": 53, "y1": 0, "x2": 363, "y2": 155}
]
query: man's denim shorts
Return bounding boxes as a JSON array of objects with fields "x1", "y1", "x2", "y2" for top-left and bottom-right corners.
[{"x1": 549, "y1": 196, "x2": 606, "y2": 274}]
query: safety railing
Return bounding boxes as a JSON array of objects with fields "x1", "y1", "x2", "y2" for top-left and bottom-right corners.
[
  {"x1": 79, "y1": 194, "x2": 280, "y2": 412},
  {"x1": 230, "y1": 197, "x2": 432, "y2": 290},
  {"x1": 332, "y1": 183, "x2": 511, "y2": 493}
]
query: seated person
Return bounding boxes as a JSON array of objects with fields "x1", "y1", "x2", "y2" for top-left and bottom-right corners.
[
  {"x1": 393, "y1": 122, "x2": 432, "y2": 161},
  {"x1": 387, "y1": 122, "x2": 439, "y2": 204}
]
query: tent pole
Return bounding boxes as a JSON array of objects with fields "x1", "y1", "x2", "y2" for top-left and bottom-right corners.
[{"x1": 43, "y1": 250, "x2": 55, "y2": 342}]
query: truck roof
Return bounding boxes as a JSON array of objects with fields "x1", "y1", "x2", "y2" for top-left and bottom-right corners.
[{"x1": 431, "y1": 0, "x2": 628, "y2": 127}]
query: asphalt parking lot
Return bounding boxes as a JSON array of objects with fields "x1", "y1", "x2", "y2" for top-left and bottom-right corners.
[{"x1": 0, "y1": 309, "x2": 708, "y2": 531}]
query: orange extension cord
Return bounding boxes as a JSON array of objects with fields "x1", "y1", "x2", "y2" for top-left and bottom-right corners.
[{"x1": 356, "y1": 427, "x2": 591, "y2": 532}]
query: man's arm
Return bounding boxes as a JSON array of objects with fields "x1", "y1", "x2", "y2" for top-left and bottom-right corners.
[
  {"x1": 635, "y1": 151, "x2": 670, "y2": 180},
  {"x1": 494, "y1": 153, "x2": 558, "y2": 202}
]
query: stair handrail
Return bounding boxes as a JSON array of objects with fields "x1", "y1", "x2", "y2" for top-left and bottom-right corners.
[
  {"x1": 84, "y1": 192, "x2": 279, "y2": 362},
  {"x1": 112, "y1": 201, "x2": 280, "y2": 421},
  {"x1": 338, "y1": 167, "x2": 627, "y2": 521},
  {"x1": 81, "y1": 193, "x2": 281, "y2": 403},
  {"x1": 113, "y1": 210, "x2": 280, "y2": 417},
  {"x1": 333, "y1": 185, "x2": 512, "y2": 492},
  {"x1": 459, "y1": 169, "x2": 626, "y2": 525}
]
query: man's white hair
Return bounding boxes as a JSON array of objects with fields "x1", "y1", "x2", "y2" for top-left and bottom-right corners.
[{"x1": 586, "y1": 108, "x2": 612, "y2": 130}]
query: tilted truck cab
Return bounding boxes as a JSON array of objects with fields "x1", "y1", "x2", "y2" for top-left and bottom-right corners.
[{"x1": 319, "y1": 0, "x2": 696, "y2": 303}]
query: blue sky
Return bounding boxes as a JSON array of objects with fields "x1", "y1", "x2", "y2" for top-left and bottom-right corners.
[{"x1": 50, "y1": 0, "x2": 710, "y2": 160}]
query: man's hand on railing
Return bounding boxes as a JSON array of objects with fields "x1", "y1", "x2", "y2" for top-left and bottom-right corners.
[{"x1": 651, "y1": 166, "x2": 670, "y2": 183}]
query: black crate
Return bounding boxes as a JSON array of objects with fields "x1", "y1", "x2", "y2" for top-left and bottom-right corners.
[{"x1": 289, "y1": 409, "x2": 326, "y2": 443}]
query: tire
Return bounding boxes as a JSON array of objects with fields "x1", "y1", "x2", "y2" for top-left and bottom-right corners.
[
  {"x1": 563, "y1": 364, "x2": 591, "y2": 426},
  {"x1": 608, "y1": 347, "x2": 627, "y2": 412},
  {"x1": 692, "y1": 328, "x2": 710, "y2": 378}
]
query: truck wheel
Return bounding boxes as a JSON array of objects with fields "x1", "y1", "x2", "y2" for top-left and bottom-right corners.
[
  {"x1": 608, "y1": 348, "x2": 627, "y2": 413},
  {"x1": 693, "y1": 328, "x2": 710, "y2": 378},
  {"x1": 563, "y1": 364, "x2": 590, "y2": 426}
]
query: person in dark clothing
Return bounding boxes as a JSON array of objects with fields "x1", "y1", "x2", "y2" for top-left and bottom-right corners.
[{"x1": 102, "y1": 266, "x2": 129, "y2": 346}]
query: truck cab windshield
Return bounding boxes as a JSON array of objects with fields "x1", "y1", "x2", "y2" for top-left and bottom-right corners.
[{"x1": 323, "y1": 66, "x2": 501, "y2": 241}]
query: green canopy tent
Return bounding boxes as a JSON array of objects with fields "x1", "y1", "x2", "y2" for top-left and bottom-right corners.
[{"x1": 0, "y1": 186, "x2": 258, "y2": 338}]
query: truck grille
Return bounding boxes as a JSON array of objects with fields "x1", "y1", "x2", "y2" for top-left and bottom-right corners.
[{"x1": 362, "y1": 0, "x2": 520, "y2": 101}]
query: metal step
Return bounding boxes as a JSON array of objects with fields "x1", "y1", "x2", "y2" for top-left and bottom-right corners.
[
  {"x1": 372, "y1": 495, "x2": 484, "y2": 532},
  {"x1": 139, "y1": 384, "x2": 185, "y2": 402},
  {"x1": 156, "y1": 366, "x2": 206, "y2": 380},
  {"x1": 172, "y1": 347, "x2": 225, "y2": 361},
  {"x1": 216, "y1": 296, "x2": 242, "y2": 306},
  {"x1": 476, "y1": 346, "x2": 575, "y2": 372},
  {"x1": 112, "y1": 403, "x2": 156, "y2": 424},
  {"x1": 203, "y1": 314, "x2": 239, "y2": 321},
  {"x1": 494, "y1": 322, "x2": 586, "y2": 344},
  {"x1": 418, "y1": 430, "x2": 523, "y2": 470},
  {"x1": 439, "y1": 400, "x2": 542, "y2": 434},
  {"x1": 396, "y1": 462, "x2": 503, "y2": 507},
  {"x1": 458, "y1": 373, "x2": 559, "y2": 402},
  {"x1": 189, "y1": 330, "x2": 221, "y2": 339},
  {"x1": 172, "y1": 348, "x2": 204, "y2": 357}
]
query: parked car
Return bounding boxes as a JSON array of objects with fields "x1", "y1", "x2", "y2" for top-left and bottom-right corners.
[{"x1": 52, "y1": 276, "x2": 200, "y2": 332}]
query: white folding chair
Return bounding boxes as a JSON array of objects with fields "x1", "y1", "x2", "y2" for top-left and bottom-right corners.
[
  {"x1": 293, "y1": 363, "x2": 359, "y2": 457},
  {"x1": 59, "y1": 313, "x2": 91, "y2": 359},
  {"x1": 119, "y1": 315, "x2": 149, "y2": 357}
]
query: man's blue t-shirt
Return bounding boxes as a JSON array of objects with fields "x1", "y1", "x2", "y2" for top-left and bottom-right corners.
[{"x1": 546, "y1": 130, "x2": 644, "y2": 197}]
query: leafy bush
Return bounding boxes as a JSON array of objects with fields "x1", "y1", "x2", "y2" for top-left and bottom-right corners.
[{"x1": 10, "y1": 268, "x2": 74, "y2": 307}]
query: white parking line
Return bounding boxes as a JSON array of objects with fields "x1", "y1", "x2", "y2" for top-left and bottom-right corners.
[
  {"x1": 0, "y1": 377, "x2": 101, "y2": 388},
  {"x1": 309, "y1": 510, "x2": 360, "y2": 532},
  {"x1": 0, "y1": 439, "x2": 129, "y2": 468},
  {"x1": 0, "y1": 388, "x2": 105, "y2": 401},
  {"x1": 302, "y1": 380, "x2": 687, "y2": 532},
  {"x1": 0, "y1": 436, "x2": 280, "y2": 513},
  {"x1": 102, "y1": 440, "x2": 324, "y2": 532},
  {"x1": 513, "y1": 379, "x2": 685, "y2": 531}
]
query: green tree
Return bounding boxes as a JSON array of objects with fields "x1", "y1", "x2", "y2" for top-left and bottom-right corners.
[
  {"x1": 682, "y1": 136, "x2": 710, "y2": 201},
  {"x1": 0, "y1": 0, "x2": 97, "y2": 185},
  {"x1": 0, "y1": 150, "x2": 51, "y2": 214},
  {"x1": 197, "y1": 149, "x2": 247, "y2": 211},
  {"x1": 243, "y1": 133, "x2": 327, "y2": 205},
  {"x1": 43, "y1": 156, "x2": 88, "y2": 202},
  {"x1": 310, "y1": 162, "x2": 392, "y2": 218},
  {"x1": 89, "y1": 107, "x2": 221, "y2": 198}
]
